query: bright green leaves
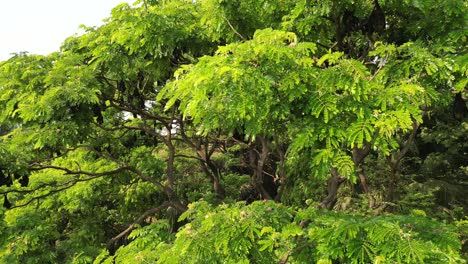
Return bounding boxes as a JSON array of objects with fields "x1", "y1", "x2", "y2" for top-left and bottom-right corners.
[
  {"x1": 370, "y1": 42, "x2": 458, "y2": 93},
  {"x1": 347, "y1": 120, "x2": 374, "y2": 148},
  {"x1": 199, "y1": 0, "x2": 297, "y2": 42},
  {"x1": 72, "y1": 0, "x2": 214, "y2": 110},
  {"x1": 0, "y1": 52, "x2": 100, "y2": 125},
  {"x1": 1, "y1": 206, "x2": 61, "y2": 263},
  {"x1": 332, "y1": 153, "x2": 355, "y2": 180},
  {"x1": 453, "y1": 53, "x2": 468, "y2": 94},
  {"x1": 0, "y1": 0, "x2": 465, "y2": 263},
  {"x1": 104, "y1": 201, "x2": 464, "y2": 263},
  {"x1": 0, "y1": 52, "x2": 104, "y2": 165},
  {"x1": 162, "y1": 26, "x2": 454, "y2": 183},
  {"x1": 301, "y1": 210, "x2": 464, "y2": 264},
  {"x1": 0, "y1": 54, "x2": 53, "y2": 123},
  {"x1": 309, "y1": 93, "x2": 337, "y2": 123},
  {"x1": 316, "y1": 51, "x2": 344, "y2": 67},
  {"x1": 310, "y1": 148, "x2": 355, "y2": 181},
  {"x1": 103, "y1": 220, "x2": 174, "y2": 264},
  {"x1": 160, "y1": 28, "x2": 317, "y2": 136},
  {"x1": 0, "y1": 146, "x2": 159, "y2": 263},
  {"x1": 108, "y1": 1, "x2": 200, "y2": 57},
  {"x1": 252, "y1": 28, "x2": 298, "y2": 46},
  {"x1": 151, "y1": 201, "x2": 295, "y2": 263}
]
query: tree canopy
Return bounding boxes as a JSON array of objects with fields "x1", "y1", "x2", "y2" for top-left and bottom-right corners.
[{"x1": 0, "y1": 0, "x2": 467, "y2": 263}]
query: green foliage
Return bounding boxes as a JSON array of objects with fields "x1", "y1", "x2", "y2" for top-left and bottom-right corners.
[
  {"x1": 95, "y1": 220, "x2": 174, "y2": 264},
  {"x1": 103, "y1": 201, "x2": 464, "y2": 263},
  {"x1": 0, "y1": 0, "x2": 466, "y2": 263},
  {"x1": 160, "y1": 28, "x2": 316, "y2": 137}
]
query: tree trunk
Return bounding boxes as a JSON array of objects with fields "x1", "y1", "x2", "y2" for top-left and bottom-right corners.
[
  {"x1": 250, "y1": 136, "x2": 272, "y2": 200},
  {"x1": 319, "y1": 168, "x2": 346, "y2": 210},
  {"x1": 164, "y1": 126, "x2": 175, "y2": 190},
  {"x1": 386, "y1": 120, "x2": 419, "y2": 210},
  {"x1": 386, "y1": 156, "x2": 399, "y2": 210},
  {"x1": 179, "y1": 120, "x2": 226, "y2": 199},
  {"x1": 352, "y1": 145, "x2": 375, "y2": 208},
  {"x1": 199, "y1": 154, "x2": 225, "y2": 199},
  {"x1": 274, "y1": 145, "x2": 286, "y2": 202}
]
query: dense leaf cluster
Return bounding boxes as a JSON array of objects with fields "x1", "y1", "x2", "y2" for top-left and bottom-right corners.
[{"x1": 0, "y1": 0, "x2": 466, "y2": 263}]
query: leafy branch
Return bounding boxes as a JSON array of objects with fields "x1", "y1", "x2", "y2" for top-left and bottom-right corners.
[
  {"x1": 106, "y1": 201, "x2": 172, "y2": 251},
  {"x1": 2, "y1": 166, "x2": 129, "y2": 209}
]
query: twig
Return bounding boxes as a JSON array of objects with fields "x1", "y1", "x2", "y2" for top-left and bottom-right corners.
[
  {"x1": 106, "y1": 202, "x2": 171, "y2": 249},
  {"x1": 222, "y1": 16, "x2": 246, "y2": 41},
  {"x1": 174, "y1": 154, "x2": 205, "y2": 162},
  {"x1": 369, "y1": 54, "x2": 388, "y2": 81},
  {"x1": 6, "y1": 172, "x2": 116, "y2": 209}
]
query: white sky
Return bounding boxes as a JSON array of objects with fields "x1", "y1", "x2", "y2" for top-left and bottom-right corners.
[{"x1": 0, "y1": 0, "x2": 128, "y2": 61}]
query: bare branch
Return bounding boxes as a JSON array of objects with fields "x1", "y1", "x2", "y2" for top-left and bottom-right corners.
[
  {"x1": 5, "y1": 173, "x2": 114, "y2": 209},
  {"x1": 395, "y1": 120, "x2": 419, "y2": 161},
  {"x1": 174, "y1": 154, "x2": 205, "y2": 162},
  {"x1": 29, "y1": 164, "x2": 130, "y2": 177},
  {"x1": 8, "y1": 184, "x2": 76, "y2": 209},
  {"x1": 1, "y1": 164, "x2": 132, "y2": 209},
  {"x1": 109, "y1": 98, "x2": 170, "y2": 126},
  {"x1": 222, "y1": 16, "x2": 246, "y2": 41}
]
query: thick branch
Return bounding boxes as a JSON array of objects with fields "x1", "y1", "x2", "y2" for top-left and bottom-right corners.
[
  {"x1": 254, "y1": 136, "x2": 272, "y2": 200},
  {"x1": 393, "y1": 120, "x2": 419, "y2": 162},
  {"x1": 8, "y1": 185, "x2": 75, "y2": 209},
  {"x1": 174, "y1": 154, "x2": 205, "y2": 162},
  {"x1": 164, "y1": 125, "x2": 176, "y2": 190},
  {"x1": 123, "y1": 124, "x2": 163, "y2": 140},
  {"x1": 2, "y1": 165, "x2": 130, "y2": 209},
  {"x1": 94, "y1": 153, "x2": 171, "y2": 199},
  {"x1": 385, "y1": 120, "x2": 420, "y2": 206},
  {"x1": 274, "y1": 144, "x2": 286, "y2": 202},
  {"x1": 126, "y1": 167, "x2": 170, "y2": 196},
  {"x1": 318, "y1": 168, "x2": 346, "y2": 210},
  {"x1": 5, "y1": 173, "x2": 112, "y2": 209},
  {"x1": 29, "y1": 164, "x2": 129, "y2": 177}
]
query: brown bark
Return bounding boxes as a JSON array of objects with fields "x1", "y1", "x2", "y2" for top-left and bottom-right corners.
[
  {"x1": 165, "y1": 128, "x2": 175, "y2": 190},
  {"x1": 386, "y1": 121, "x2": 419, "y2": 206},
  {"x1": 249, "y1": 136, "x2": 272, "y2": 200},
  {"x1": 197, "y1": 148, "x2": 225, "y2": 199},
  {"x1": 179, "y1": 120, "x2": 226, "y2": 198},
  {"x1": 207, "y1": 159, "x2": 225, "y2": 198},
  {"x1": 274, "y1": 145, "x2": 286, "y2": 202},
  {"x1": 319, "y1": 168, "x2": 346, "y2": 210},
  {"x1": 356, "y1": 165, "x2": 375, "y2": 208},
  {"x1": 352, "y1": 145, "x2": 376, "y2": 208},
  {"x1": 203, "y1": 136, "x2": 226, "y2": 199}
]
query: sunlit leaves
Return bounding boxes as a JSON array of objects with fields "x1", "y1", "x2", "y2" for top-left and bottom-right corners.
[
  {"x1": 0, "y1": 0, "x2": 467, "y2": 262},
  {"x1": 160, "y1": 28, "x2": 317, "y2": 136},
  {"x1": 105, "y1": 202, "x2": 464, "y2": 263},
  {"x1": 347, "y1": 121, "x2": 374, "y2": 148},
  {"x1": 152, "y1": 201, "x2": 294, "y2": 263},
  {"x1": 333, "y1": 153, "x2": 355, "y2": 181},
  {"x1": 199, "y1": 0, "x2": 296, "y2": 42}
]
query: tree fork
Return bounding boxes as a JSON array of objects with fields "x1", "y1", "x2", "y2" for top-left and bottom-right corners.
[{"x1": 319, "y1": 167, "x2": 346, "y2": 210}]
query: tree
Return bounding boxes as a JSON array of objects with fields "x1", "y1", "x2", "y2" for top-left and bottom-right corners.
[{"x1": 0, "y1": 0, "x2": 466, "y2": 262}]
